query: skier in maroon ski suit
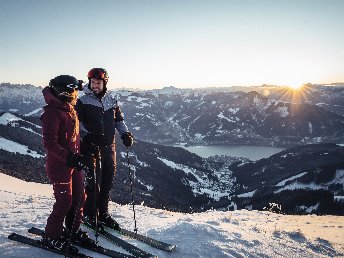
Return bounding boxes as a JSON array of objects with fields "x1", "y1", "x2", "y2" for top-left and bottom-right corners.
[{"x1": 41, "y1": 75, "x2": 96, "y2": 253}]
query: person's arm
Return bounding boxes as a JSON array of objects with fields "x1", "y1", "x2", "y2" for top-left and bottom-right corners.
[
  {"x1": 114, "y1": 105, "x2": 129, "y2": 135},
  {"x1": 41, "y1": 108, "x2": 69, "y2": 162},
  {"x1": 114, "y1": 104, "x2": 133, "y2": 147}
]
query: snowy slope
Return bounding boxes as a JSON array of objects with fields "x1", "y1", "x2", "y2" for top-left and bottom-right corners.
[{"x1": 0, "y1": 173, "x2": 343, "y2": 258}]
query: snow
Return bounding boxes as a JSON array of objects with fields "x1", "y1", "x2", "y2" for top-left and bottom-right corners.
[
  {"x1": 0, "y1": 112, "x2": 42, "y2": 128},
  {"x1": 194, "y1": 133, "x2": 205, "y2": 141},
  {"x1": 146, "y1": 86, "x2": 187, "y2": 97},
  {"x1": 309, "y1": 121, "x2": 313, "y2": 134},
  {"x1": 24, "y1": 108, "x2": 42, "y2": 117},
  {"x1": 275, "y1": 170, "x2": 344, "y2": 193},
  {"x1": 112, "y1": 90, "x2": 133, "y2": 97},
  {"x1": 237, "y1": 189, "x2": 257, "y2": 198},
  {"x1": 275, "y1": 106, "x2": 289, "y2": 117},
  {"x1": 154, "y1": 155, "x2": 231, "y2": 199},
  {"x1": 164, "y1": 101, "x2": 174, "y2": 108},
  {"x1": 1, "y1": 173, "x2": 344, "y2": 257},
  {"x1": 335, "y1": 196, "x2": 344, "y2": 201},
  {"x1": 0, "y1": 112, "x2": 22, "y2": 125},
  {"x1": 0, "y1": 137, "x2": 44, "y2": 158},
  {"x1": 275, "y1": 172, "x2": 308, "y2": 187},
  {"x1": 137, "y1": 102, "x2": 151, "y2": 109},
  {"x1": 0, "y1": 112, "x2": 42, "y2": 136},
  {"x1": 228, "y1": 108, "x2": 239, "y2": 114},
  {"x1": 275, "y1": 182, "x2": 322, "y2": 193},
  {"x1": 217, "y1": 112, "x2": 236, "y2": 123}
]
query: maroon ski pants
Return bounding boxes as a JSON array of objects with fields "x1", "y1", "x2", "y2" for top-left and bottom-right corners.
[{"x1": 45, "y1": 170, "x2": 86, "y2": 239}]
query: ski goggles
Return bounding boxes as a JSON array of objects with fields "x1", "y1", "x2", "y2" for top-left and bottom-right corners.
[
  {"x1": 87, "y1": 68, "x2": 108, "y2": 81},
  {"x1": 66, "y1": 83, "x2": 79, "y2": 91},
  {"x1": 63, "y1": 80, "x2": 84, "y2": 92},
  {"x1": 53, "y1": 82, "x2": 83, "y2": 95}
]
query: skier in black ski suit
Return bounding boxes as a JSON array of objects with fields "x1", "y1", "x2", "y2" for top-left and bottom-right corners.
[{"x1": 76, "y1": 68, "x2": 133, "y2": 229}]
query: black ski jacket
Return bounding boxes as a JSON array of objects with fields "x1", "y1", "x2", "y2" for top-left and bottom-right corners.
[{"x1": 75, "y1": 85, "x2": 128, "y2": 148}]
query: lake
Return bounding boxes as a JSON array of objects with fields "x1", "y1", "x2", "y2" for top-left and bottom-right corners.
[{"x1": 176, "y1": 145, "x2": 285, "y2": 161}]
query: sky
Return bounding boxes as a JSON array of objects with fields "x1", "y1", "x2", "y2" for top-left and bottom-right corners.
[
  {"x1": 1, "y1": 173, "x2": 344, "y2": 257},
  {"x1": 1, "y1": 0, "x2": 344, "y2": 90}
]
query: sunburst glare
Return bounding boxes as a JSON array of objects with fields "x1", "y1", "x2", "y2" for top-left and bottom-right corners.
[
  {"x1": 289, "y1": 84, "x2": 304, "y2": 90},
  {"x1": 275, "y1": 84, "x2": 312, "y2": 107}
]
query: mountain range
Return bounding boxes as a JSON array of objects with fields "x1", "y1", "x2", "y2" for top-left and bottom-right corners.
[
  {"x1": 1, "y1": 82, "x2": 344, "y2": 146},
  {"x1": 0, "y1": 83, "x2": 343, "y2": 215}
]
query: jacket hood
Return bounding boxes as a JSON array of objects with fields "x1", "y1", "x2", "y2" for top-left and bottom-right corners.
[{"x1": 42, "y1": 86, "x2": 73, "y2": 111}]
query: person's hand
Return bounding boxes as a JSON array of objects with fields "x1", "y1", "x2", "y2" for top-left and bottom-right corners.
[
  {"x1": 121, "y1": 132, "x2": 133, "y2": 147},
  {"x1": 66, "y1": 152, "x2": 94, "y2": 171}
]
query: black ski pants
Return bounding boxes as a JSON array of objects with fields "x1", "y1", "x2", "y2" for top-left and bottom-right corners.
[{"x1": 81, "y1": 143, "x2": 116, "y2": 218}]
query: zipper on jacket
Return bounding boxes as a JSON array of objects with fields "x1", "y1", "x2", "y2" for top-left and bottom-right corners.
[{"x1": 99, "y1": 98, "x2": 107, "y2": 144}]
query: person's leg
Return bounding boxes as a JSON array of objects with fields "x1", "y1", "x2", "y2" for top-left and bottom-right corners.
[
  {"x1": 83, "y1": 159, "x2": 96, "y2": 219},
  {"x1": 65, "y1": 170, "x2": 86, "y2": 232},
  {"x1": 45, "y1": 182, "x2": 72, "y2": 239},
  {"x1": 81, "y1": 142, "x2": 97, "y2": 219},
  {"x1": 98, "y1": 147, "x2": 116, "y2": 216}
]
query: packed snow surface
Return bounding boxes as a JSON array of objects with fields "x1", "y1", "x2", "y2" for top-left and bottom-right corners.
[{"x1": 0, "y1": 173, "x2": 343, "y2": 257}]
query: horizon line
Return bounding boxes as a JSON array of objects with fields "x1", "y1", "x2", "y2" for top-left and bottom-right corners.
[{"x1": 1, "y1": 81, "x2": 344, "y2": 91}]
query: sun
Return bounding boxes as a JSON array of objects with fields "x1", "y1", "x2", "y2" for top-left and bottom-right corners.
[
  {"x1": 289, "y1": 84, "x2": 304, "y2": 90},
  {"x1": 276, "y1": 83, "x2": 312, "y2": 105}
]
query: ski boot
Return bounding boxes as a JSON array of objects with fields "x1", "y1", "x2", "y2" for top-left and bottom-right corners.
[
  {"x1": 99, "y1": 212, "x2": 120, "y2": 230},
  {"x1": 41, "y1": 235, "x2": 79, "y2": 255},
  {"x1": 83, "y1": 215, "x2": 104, "y2": 230},
  {"x1": 71, "y1": 228, "x2": 98, "y2": 248}
]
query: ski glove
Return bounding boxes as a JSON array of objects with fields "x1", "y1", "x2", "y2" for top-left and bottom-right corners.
[
  {"x1": 121, "y1": 132, "x2": 134, "y2": 147},
  {"x1": 66, "y1": 152, "x2": 94, "y2": 171}
]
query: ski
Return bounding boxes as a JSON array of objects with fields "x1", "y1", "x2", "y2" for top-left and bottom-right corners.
[
  {"x1": 104, "y1": 224, "x2": 176, "y2": 252},
  {"x1": 28, "y1": 227, "x2": 136, "y2": 258},
  {"x1": 83, "y1": 221, "x2": 157, "y2": 258},
  {"x1": 8, "y1": 232, "x2": 91, "y2": 258}
]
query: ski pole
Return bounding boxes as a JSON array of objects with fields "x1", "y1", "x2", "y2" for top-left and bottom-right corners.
[
  {"x1": 94, "y1": 147, "x2": 101, "y2": 241},
  {"x1": 126, "y1": 147, "x2": 138, "y2": 234}
]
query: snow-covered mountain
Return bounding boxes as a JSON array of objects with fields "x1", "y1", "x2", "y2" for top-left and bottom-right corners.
[
  {"x1": 230, "y1": 143, "x2": 344, "y2": 215},
  {"x1": 111, "y1": 86, "x2": 344, "y2": 146},
  {"x1": 1, "y1": 83, "x2": 344, "y2": 215},
  {"x1": 0, "y1": 83, "x2": 44, "y2": 116},
  {"x1": 1, "y1": 83, "x2": 344, "y2": 146},
  {"x1": 1, "y1": 173, "x2": 344, "y2": 258},
  {"x1": 1, "y1": 112, "x2": 343, "y2": 215}
]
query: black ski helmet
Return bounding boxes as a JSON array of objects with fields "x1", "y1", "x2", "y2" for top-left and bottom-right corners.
[
  {"x1": 49, "y1": 75, "x2": 80, "y2": 102},
  {"x1": 87, "y1": 68, "x2": 109, "y2": 85}
]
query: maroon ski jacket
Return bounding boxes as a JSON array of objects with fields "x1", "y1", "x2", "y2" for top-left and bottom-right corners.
[{"x1": 41, "y1": 87, "x2": 80, "y2": 183}]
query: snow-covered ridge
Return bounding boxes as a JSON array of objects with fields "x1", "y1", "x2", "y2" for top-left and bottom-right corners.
[
  {"x1": 2, "y1": 83, "x2": 344, "y2": 146},
  {"x1": 275, "y1": 170, "x2": 344, "y2": 194},
  {"x1": 0, "y1": 112, "x2": 41, "y2": 129},
  {"x1": 0, "y1": 137, "x2": 44, "y2": 158}
]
